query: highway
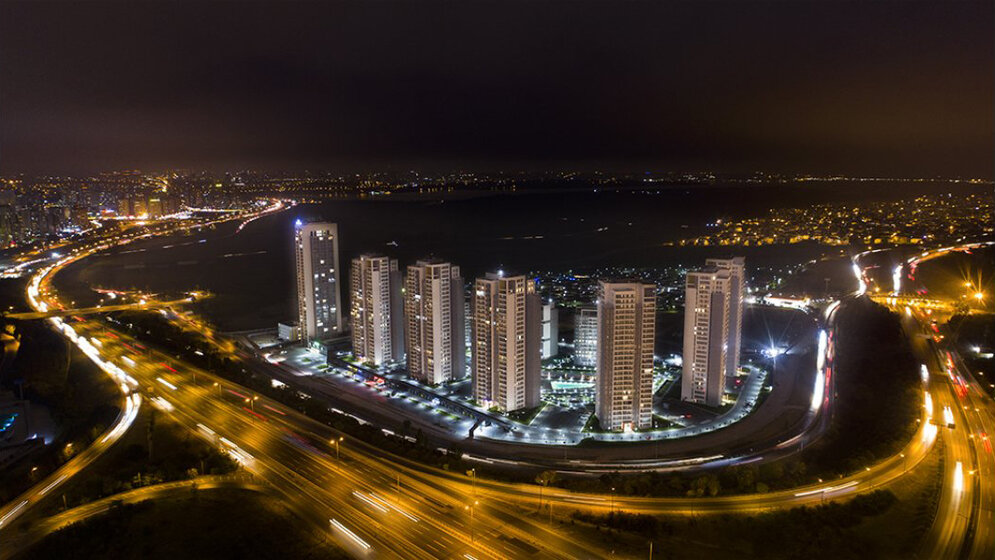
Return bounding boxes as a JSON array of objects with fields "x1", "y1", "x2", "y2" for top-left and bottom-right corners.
[
  {"x1": 857, "y1": 243, "x2": 994, "y2": 559},
  {"x1": 2, "y1": 296, "x2": 200, "y2": 321},
  {"x1": 0, "y1": 215, "x2": 987, "y2": 558},
  {"x1": 53, "y1": 319, "x2": 604, "y2": 559},
  {"x1": 15, "y1": 308, "x2": 941, "y2": 559},
  {"x1": 0, "y1": 202, "x2": 286, "y2": 541},
  {"x1": 899, "y1": 307, "x2": 994, "y2": 560}
]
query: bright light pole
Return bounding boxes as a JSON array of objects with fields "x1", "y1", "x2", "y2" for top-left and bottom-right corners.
[
  {"x1": 464, "y1": 500, "x2": 479, "y2": 542},
  {"x1": 331, "y1": 436, "x2": 343, "y2": 459}
]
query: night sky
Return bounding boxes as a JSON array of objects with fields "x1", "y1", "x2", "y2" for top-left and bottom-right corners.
[{"x1": 1, "y1": 1, "x2": 991, "y2": 176}]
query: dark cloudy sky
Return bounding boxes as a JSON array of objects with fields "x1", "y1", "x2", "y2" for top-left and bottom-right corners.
[{"x1": 1, "y1": 1, "x2": 991, "y2": 176}]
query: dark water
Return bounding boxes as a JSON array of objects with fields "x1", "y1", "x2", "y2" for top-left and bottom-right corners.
[{"x1": 52, "y1": 185, "x2": 989, "y2": 331}]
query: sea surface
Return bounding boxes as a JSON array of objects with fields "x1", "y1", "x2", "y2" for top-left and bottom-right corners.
[{"x1": 52, "y1": 183, "x2": 988, "y2": 331}]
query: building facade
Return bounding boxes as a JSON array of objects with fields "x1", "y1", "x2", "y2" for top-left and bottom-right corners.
[
  {"x1": 404, "y1": 259, "x2": 466, "y2": 385},
  {"x1": 541, "y1": 301, "x2": 559, "y2": 359},
  {"x1": 295, "y1": 221, "x2": 342, "y2": 344},
  {"x1": 681, "y1": 266, "x2": 733, "y2": 406},
  {"x1": 705, "y1": 257, "x2": 745, "y2": 377},
  {"x1": 595, "y1": 282, "x2": 656, "y2": 431},
  {"x1": 472, "y1": 273, "x2": 541, "y2": 412},
  {"x1": 350, "y1": 254, "x2": 405, "y2": 366},
  {"x1": 574, "y1": 306, "x2": 598, "y2": 367}
]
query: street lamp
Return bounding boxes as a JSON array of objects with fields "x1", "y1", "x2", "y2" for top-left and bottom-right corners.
[
  {"x1": 331, "y1": 436, "x2": 344, "y2": 459},
  {"x1": 464, "y1": 500, "x2": 479, "y2": 542}
]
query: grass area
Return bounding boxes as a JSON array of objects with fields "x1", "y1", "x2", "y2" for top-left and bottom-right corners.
[
  {"x1": 949, "y1": 312, "x2": 995, "y2": 397},
  {"x1": 849, "y1": 435, "x2": 945, "y2": 556},
  {"x1": 507, "y1": 402, "x2": 546, "y2": 425},
  {"x1": 581, "y1": 413, "x2": 603, "y2": 433},
  {"x1": 18, "y1": 489, "x2": 349, "y2": 560},
  {"x1": 660, "y1": 377, "x2": 682, "y2": 400},
  {"x1": 685, "y1": 401, "x2": 735, "y2": 415},
  {"x1": 33, "y1": 406, "x2": 237, "y2": 517},
  {"x1": 652, "y1": 415, "x2": 679, "y2": 429},
  {"x1": 801, "y1": 297, "x2": 921, "y2": 479}
]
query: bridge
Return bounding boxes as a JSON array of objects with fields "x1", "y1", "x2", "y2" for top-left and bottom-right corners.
[
  {"x1": 870, "y1": 294, "x2": 955, "y2": 311},
  {"x1": 3, "y1": 298, "x2": 198, "y2": 321}
]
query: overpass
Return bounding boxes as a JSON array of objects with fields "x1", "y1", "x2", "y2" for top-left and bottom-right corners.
[
  {"x1": 870, "y1": 294, "x2": 955, "y2": 311},
  {"x1": 3, "y1": 298, "x2": 198, "y2": 321}
]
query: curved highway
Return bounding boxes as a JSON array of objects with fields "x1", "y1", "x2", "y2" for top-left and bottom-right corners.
[{"x1": 3, "y1": 216, "x2": 985, "y2": 558}]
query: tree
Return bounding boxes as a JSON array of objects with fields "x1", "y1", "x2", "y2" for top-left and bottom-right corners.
[{"x1": 535, "y1": 470, "x2": 559, "y2": 510}]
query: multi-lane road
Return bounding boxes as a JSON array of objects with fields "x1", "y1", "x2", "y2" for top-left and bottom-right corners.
[
  {"x1": 897, "y1": 306, "x2": 994, "y2": 560},
  {"x1": 1, "y1": 214, "x2": 990, "y2": 558},
  {"x1": 859, "y1": 243, "x2": 994, "y2": 559}
]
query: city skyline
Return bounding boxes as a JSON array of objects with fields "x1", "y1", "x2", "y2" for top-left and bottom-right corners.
[{"x1": 0, "y1": 0, "x2": 991, "y2": 558}]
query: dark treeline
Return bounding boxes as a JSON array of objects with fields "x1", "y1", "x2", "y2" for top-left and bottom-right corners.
[
  {"x1": 0, "y1": 318, "x2": 120, "y2": 504},
  {"x1": 804, "y1": 296, "x2": 921, "y2": 474},
  {"x1": 571, "y1": 489, "x2": 899, "y2": 559}
]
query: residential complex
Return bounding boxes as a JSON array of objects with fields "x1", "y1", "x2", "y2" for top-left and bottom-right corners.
[
  {"x1": 472, "y1": 273, "x2": 542, "y2": 412},
  {"x1": 294, "y1": 221, "x2": 342, "y2": 344},
  {"x1": 595, "y1": 282, "x2": 656, "y2": 431},
  {"x1": 350, "y1": 255, "x2": 405, "y2": 366},
  {"x1": 674, "y1": 192, "x2": 992, "y2": 248},
  {"x1": 404, "y1": 260, "x2": 466, "y2": 384}
]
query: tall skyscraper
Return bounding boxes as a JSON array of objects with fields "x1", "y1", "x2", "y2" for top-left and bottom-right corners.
[
  {"x1": 574, "y1": 306, "x2": 598, "y2": 367},
  {"x1": 595, "y1": 282, "x2": 656, "y2": 431},
  {"x1": 681, "y1": 266, "x2": 733, "y2": 406},
  {"x1": 472, "y1": 273, "x2": 541, "y2": 412},
  {"x1": 405, "y1": 259, "x2": 466, "y2": 384},
  {"x1": 350, "y1": 254, "x2": 404, "y2": 366},
  {"x1": 540, "y1": 301, "x2": 559, "y2": 359},
  {"x1": 705, "y1": 257, "x2": 745, "y2": 377},
  {"x1": 295, "y1": 221, "x2": 342, "y2": 344}
]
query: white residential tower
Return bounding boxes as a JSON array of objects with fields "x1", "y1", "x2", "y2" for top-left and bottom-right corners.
[
  {"x1": 405, "y1": 259, "x2": 466, "y2": 384},
  {"x1": 595, "y1": 282, "x2": 656, "y2": 431},
  {"x1": 350, "y1": 254, "x2": 405, "y2": 366},
  {"x1": 472, "y1": 273, "x2": 541, "y2": 412},
  {"x1": 295, "y1": 221, "x2": 342, "y2": 344}
]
